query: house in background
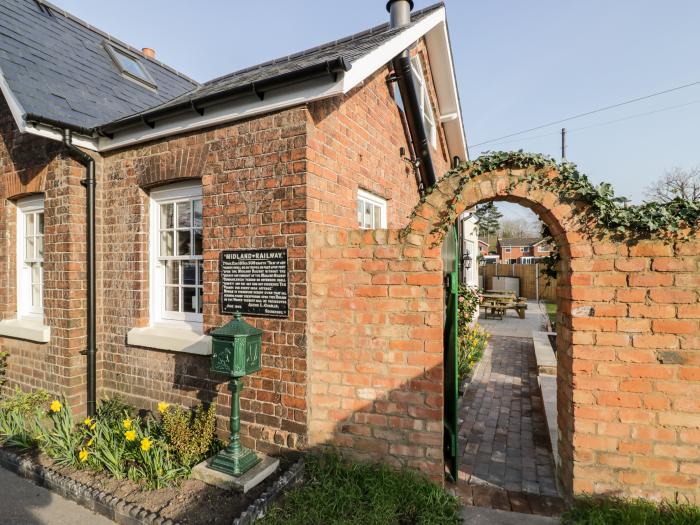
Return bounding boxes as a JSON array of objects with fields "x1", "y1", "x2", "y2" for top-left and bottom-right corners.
[
  {"x1": 497, "y1": 237, "x2": 553, "y2": 263},
  {"x1": 0, "y1": 0, "x2": 467, "y2": 467}
]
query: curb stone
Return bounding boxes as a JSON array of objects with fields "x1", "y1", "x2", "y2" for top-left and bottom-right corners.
[
  {"x1": 232, "y1": 459, "x2": 305, "y2": 525},
  {"x1": 0, "y1": 447, "x2": 304, "y2": 525}
]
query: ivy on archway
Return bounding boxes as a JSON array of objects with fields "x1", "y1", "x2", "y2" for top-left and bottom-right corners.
[{"x1": 410, "y1": 150, "x2": 700, "y2": 246}]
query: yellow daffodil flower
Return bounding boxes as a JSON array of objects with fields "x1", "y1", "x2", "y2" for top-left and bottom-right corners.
[
  {"x1": 83, "y1": 417, "x2": 92, "y2": 427},
  {"x1": 140, "y1": 437, "x2": 152, "y2": 452},
  {"x1": 50, "y1": 400, "x2": 62, "y2": 413},
  {"x1": 87, "y1": 438, "x2": 93, "y2": 446},
  {"x1": 157, "y1": 402, "x2": 169, "y2": 414},
  {"x1": 90, "y1": 422, "x2": 97, "y2": 430},
  {"x1": 125, "y1": 430, "x2": 137, "y2": 441},
  {"x1": 79, "y1": 449, "x2": 89, "y2": 462},
  {"x1": 122, "y1": 418, "x2": 132, "y2": 430}
]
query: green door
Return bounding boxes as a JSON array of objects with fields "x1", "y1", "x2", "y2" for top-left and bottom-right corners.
[{"x1": 442, "y1": 223, "x2": 459, "y2": 481}]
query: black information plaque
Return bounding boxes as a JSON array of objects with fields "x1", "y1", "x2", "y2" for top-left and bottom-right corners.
[{"x1": 220, "y1": 249, "x2": 288, "y2": 318}]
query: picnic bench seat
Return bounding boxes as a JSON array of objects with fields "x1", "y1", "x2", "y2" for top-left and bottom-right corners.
[{"x1": 480, "y1": 293, "x2": 528, "y2": 319}]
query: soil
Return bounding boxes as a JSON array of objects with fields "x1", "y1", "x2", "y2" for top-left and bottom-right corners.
[{"x1": 17, "y1": 449, "x2": 291, "y2": 525}]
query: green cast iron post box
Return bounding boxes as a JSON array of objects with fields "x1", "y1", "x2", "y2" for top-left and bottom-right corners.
[
  {"x1": 211, "y1": 313, "x2": 262, "y2": 378},
  {"x1": 209, "y1": 314, "x2": 262, "y2": 476}
]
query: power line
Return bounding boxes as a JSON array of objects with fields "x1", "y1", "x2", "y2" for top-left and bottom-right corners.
[
  {"x1": 469, "y1": 80, "x2": 700, "y2": 149},
  {"x1": 477, "y1": 97, "x2": 700, "y2": 150}
]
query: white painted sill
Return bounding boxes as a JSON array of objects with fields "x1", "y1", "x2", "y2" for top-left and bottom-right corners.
[
  {"x1": 127, "y1": 325, "x2": 212, "y2": 355},
  {"x1": 0, "y1": 318, "x2": 51, "y2": 343}
]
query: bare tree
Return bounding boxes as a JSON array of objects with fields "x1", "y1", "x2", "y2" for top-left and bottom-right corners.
[
  {"x1": 645, "y1": 167, "x2": 700, "y2": 203},
  {"x1": 498, "y1": 218, "x2": 539, "y2": 239}
]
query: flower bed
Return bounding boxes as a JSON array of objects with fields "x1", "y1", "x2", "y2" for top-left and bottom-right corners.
[{"x1": 0, "y1": 388, "x2": 299, "y2": 525}]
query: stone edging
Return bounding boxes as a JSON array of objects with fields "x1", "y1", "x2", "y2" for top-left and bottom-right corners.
[
  {"x1": 0, "y1": 447, "x2": 304, "y2": 525},
  {"x1": 232, "y1": 458, "x2": 305, "y2": 525}
]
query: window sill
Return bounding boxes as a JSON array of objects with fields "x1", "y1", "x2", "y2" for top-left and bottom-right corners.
[
  {"x1": 0, "y1": 318, "x2": 50, "y2": 343},
  {"x1": 127, "y1": 325, "x2": 211, "y2": 355}
]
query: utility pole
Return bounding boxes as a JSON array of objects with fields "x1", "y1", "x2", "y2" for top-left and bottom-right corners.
[{"x1": 561, "y1": 127, "x2": 567, "y2": 161}]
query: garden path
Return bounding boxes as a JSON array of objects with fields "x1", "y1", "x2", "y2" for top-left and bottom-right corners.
[{"x1": 457, "y1": 331, "x2": 558, "y2": 497}]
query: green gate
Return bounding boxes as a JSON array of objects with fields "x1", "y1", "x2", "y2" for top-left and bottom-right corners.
[{"x1": 442, "y1": 223, "x2": 459, "y2": 481}]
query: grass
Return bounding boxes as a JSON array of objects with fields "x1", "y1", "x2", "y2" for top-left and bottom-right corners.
[
  {"x1": 544, "y1": 301, "x2": 557, "y2": 327},
  {"x1": 258, "y1": 452, "x2": 461, "y2": 525},
  {"x1": 562, "y1": 495, "x2": 700, "y2": 525}
]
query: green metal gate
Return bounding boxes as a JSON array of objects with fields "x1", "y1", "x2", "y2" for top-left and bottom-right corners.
[{"x1": 442, "y1": 223, "x2": 459, "y2": 481}]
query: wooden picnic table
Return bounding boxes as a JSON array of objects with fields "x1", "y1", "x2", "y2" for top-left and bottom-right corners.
[{"x1": 480, "y1": 292, "x2": 528, "y2": 319}]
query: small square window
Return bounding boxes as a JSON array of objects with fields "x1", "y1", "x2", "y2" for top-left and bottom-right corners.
[
  {"x1": 105, "y1": 43, "x2": 156, "y2": 89},
  {"x1": 505, "y1": 247, "x2": 511, "y2": 253},
  {"x1": 357, "y1": 189, "x2": 387, "y2": 229}
]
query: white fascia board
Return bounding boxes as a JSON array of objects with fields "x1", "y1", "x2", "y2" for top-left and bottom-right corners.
[
  {"x1": 424, "y1": 19, "x2": 468, "y2": 161},
  {"x1": 24, "y1": 121, "x2": 98, "y2": 151},
  {"x1": 0, "y1": 67, "x2": 27, "y2": 133},
  {"x1": 340, "y1": 8, "x2": 446, "y2": 94},
  {"x1": 100, "y1": 76, "x2": 343, "y2": 152},
  {"x1": 1, "y1": 67, "x2": 98, "y2": 151}
]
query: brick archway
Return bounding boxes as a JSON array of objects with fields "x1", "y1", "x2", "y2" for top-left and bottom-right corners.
[{"x1": 308, "y1": 163, "x2": 700, "y2": 502}]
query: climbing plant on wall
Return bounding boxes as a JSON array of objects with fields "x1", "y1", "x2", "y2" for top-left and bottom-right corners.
[{"x1": 408, "y1": 150, "x2": 700, "y2": 247}]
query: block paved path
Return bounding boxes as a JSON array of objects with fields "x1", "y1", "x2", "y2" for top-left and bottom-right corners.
[{"x1": 457, "y1": 334, "x2": 559, "y2": 498}]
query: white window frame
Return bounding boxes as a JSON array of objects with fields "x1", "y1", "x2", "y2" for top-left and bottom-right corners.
[
  {"x1": 149, "y1": 181, "x2": 203, "y2": 330},
  {"x1": 410, "y1": 55, "x2": 437, "y2": 148},
  {"x1": 16, "y1": 196, "x2": 45, "y2": 321},
  {"x1": 504, "y1": 247, "x2": 511, "y2": 253},
  {"x1": 357, "y1": 189, "x2": 387, "y2": 229},
  {"x1": 539, "y1": 245, "x2": 548, "y2": 253}
]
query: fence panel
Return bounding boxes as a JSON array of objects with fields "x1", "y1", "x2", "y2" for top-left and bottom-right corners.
[{"x1": 479, "y1": 263, "x2": 557, "y2": 301}]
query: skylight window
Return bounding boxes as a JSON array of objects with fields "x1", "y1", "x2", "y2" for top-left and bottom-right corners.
[{"x1": 104, "y1": 43, "x2": 156, "y2": 89}]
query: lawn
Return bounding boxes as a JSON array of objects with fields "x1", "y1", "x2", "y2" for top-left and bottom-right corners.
[
  {"x1": 258, "y1": 452, "x2": 461, "y2": 525},
  {"x1": 562, "y1": 496, "x2": 700, "y2": 525},
  {"x1": 544, "y1": 301, "x2": 557, "y2": 327}
]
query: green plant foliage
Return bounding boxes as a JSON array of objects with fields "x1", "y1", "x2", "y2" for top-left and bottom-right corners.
[
  {"x1": 0, "y1": 388, "x2": 49, "y2": 449},
  {"x1": 259, "y1": 451, "x2": 461, "y2": 525},
  {"x1": 409, "y1": 150, "x2": 700, "y2": 246},
  {"x1": 36, "y1": 396, "x2": 82, "y2": 467},
  {"x1": 161, "y1": 404, "x2": 217, "y2": 468},
  {"x1": 96, "y1": 395, "x2": 135, "y2": 423},
  {"x1": 0, "y1": 350, "x2": 7, "y2": 390},
  {"x1": 562, "y1": 495, "x2": 700, "y2": 525},
  {"x1": 457, "y1": 325, "x2": 489, "y2": 381},
  {"x1": 457, "y1": 285, "x2": 480, "y2": 326}
]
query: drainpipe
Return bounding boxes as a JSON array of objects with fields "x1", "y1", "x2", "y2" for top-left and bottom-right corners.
[
  {"x1": 62, "y1": 130, "x2": 97, "y2": 417},
  {"x1": 387, "y1": 0, "x2": 437, "y2": 190}
]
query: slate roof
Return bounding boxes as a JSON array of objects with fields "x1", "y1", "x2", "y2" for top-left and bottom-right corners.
[
  {"x1": 498, "y1": 237, "x2": 544, "y2": 248},
  {"x1": 110, "y1": 2, "x2": 444, "y2": 126},
  {"x1": 0, "y1": 0, "x2": 444, "y2": 132},
  {"x1": 0, "y1": 0, "x2": 197, "y2": 130}
]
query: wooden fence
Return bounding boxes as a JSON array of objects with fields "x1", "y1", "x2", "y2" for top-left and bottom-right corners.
[{"x1": 479, "y1": 263, "x2": 557, "y2": 301}]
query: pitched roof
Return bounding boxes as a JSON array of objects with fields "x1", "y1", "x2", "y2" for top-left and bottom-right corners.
[
  {"x1": 498, "y1": 237, "x2": 543, "y2": 248},
  {"x1": 104, "y1": 2, "x2": 444, "y2": 130},
  {"x1": 0, "y1": 0, "x2": 197, "y2": 130}
]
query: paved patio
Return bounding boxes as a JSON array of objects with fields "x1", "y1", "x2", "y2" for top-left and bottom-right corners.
[{"x1": 457, "y1": 329, "x2": 559, "y2": 497}]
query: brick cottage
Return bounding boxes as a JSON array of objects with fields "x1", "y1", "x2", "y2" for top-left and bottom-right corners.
[
  {"x1": 0, "y1": 1, "x2": 459, "y2": 455},
  {"x1": 2, "y1": 0, "x2": 700, "y2": 503}
]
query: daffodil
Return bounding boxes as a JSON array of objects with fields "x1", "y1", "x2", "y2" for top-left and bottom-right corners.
[
  {"x1": 125, "y1": 430, "x2": 137, "y2": 441},
  {"x1": 90, "y1": 422, "x2": 97, "y2": 430},
  {"x1": 140, "y1": 437, "x2": 152, "y2": 452},
  {"x1": 79, "y1": 449, "x2": 89, "y2": 462},
  {"x1": 157, "y1": 402, "x2": 169, "y2": 414},
  {"x1": 122, "y1": 418, "x2": 132, "y2": 430},
  {"x1": 50, "y1": 400, "x2": 62, "y2": 413},
  {"x1": 83, "y1": 417, "x2": 93, "y2": 427},
  {"x1": 87, "y1": 438, "x2": 93, "y2": 446}
]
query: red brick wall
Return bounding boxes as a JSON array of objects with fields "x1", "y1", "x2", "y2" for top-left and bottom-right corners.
[
  {"x1": 0, "y1": 98, "x2": 88, "y2": 411},
  {"x1": 98, "y1": 109, "x2": 309, "y2": 455},
  {"x1": 306, "y1": 41, "x2": 451, "y2": 231},
  {"x1": 308, "y1": 166, "x2": 700, "y2": 501}
]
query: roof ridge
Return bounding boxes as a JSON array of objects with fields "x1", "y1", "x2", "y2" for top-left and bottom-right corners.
[
  {"x1": 36, "y1": 0, "x2": 199, "y2": 86},
  {"x1": 202, "y1": 1, "x2": 445, "y2": 87}
]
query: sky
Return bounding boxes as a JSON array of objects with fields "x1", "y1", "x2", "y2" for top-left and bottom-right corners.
[{"x1": 53, "y1": 0, "x2": 700, "y2": 220}]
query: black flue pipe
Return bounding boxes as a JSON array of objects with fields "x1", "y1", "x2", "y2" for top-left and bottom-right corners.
[{"x1": 62, "y1": 130, "x2": 97, "y2": 417}]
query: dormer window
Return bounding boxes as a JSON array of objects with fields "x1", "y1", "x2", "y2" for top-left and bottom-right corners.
[{"x1": 105, "y1": 43, "x2": 156, "y2": 89}]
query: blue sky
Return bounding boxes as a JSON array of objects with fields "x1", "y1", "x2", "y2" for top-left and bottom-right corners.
[{"x1": 54, "y1": 0, "x2": 700, "y2": 216}]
